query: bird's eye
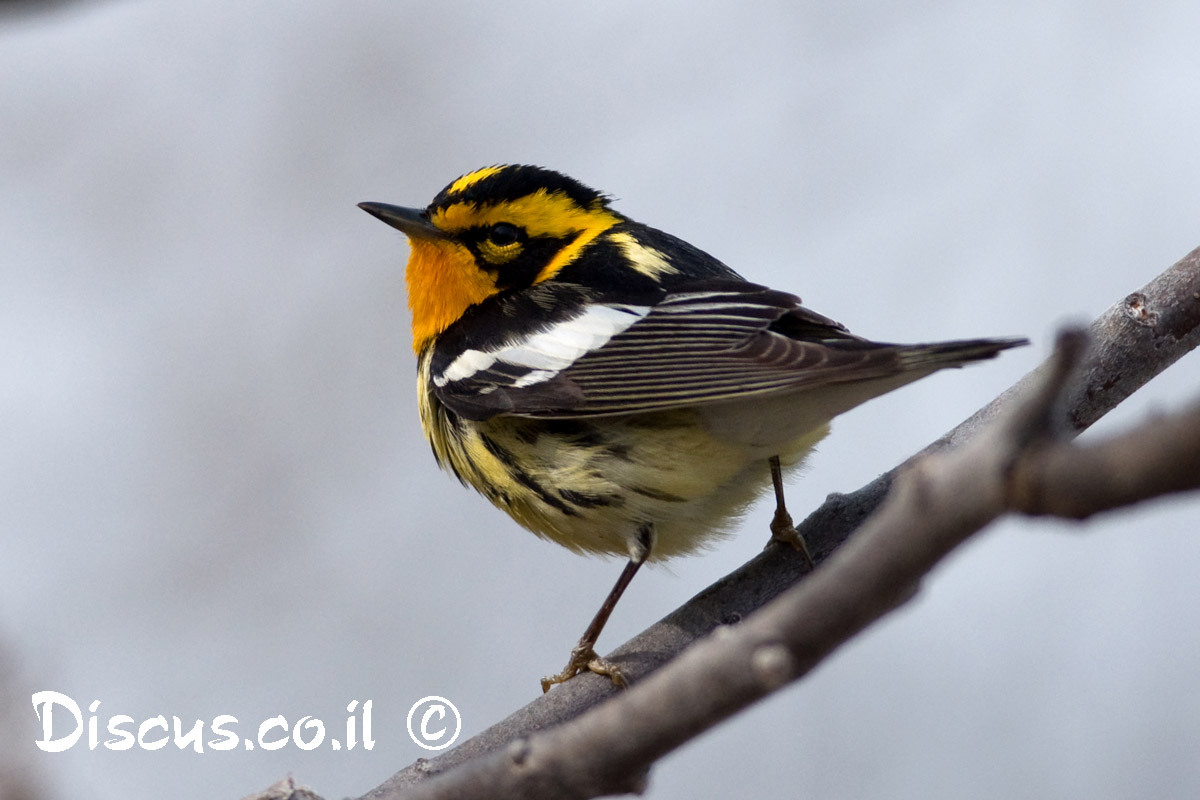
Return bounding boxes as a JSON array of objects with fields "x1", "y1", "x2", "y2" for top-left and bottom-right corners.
[{"x1": 487, "y1": 223, "x2": 521, "y2": 246}]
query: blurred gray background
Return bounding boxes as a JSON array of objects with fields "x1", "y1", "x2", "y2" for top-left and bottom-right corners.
[{"x1": 3, "y1": 2, "x2": 1199, "y2": 798}]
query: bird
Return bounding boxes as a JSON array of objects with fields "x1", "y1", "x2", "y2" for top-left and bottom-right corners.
[{"x1": 358, "y1": 164, "x2": 1025, "y2": 691}]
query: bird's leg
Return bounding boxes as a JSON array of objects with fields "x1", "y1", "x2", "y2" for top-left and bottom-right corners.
[
  {"x1": 541, "y1": 525, "x2": 653, "y2": 693},
  {"x1": 767, "y1": 455, "x2": 814, "y2": 568}
]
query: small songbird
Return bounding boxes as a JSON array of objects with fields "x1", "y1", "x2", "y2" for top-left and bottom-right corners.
[{"x1": 359, "y1": 165, "x2": 1025, "y2": 691}]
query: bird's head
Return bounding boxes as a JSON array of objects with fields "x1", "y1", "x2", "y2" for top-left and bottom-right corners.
[{"x1": 360, "y1": 165, "x2": 622, "y2": 352}]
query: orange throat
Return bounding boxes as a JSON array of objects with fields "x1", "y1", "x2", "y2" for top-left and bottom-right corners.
[{"x1": 405, "y1": 239, "x2": 496, "y2": 353}]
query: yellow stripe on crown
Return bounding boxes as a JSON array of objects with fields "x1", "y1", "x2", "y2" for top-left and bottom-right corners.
[{"x1": 446, "y1": 166, "x2": 504, "y2": 197}]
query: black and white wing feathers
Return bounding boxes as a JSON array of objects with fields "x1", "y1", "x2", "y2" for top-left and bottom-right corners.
[{"x1": 430, "y1": 281, "x2": 1023, "y2": 421}]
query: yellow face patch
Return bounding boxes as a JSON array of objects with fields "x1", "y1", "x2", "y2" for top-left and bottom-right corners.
[
  {"x1": 432, "y1": 190, "x2": 620, "y2": 283},
  {"x1": 432, "y1": 190, "x2": 614, "y2": 237}
]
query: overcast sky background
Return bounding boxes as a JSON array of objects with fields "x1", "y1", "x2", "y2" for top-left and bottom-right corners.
[{"x1": 3, "y1": 2, "x2": 1199, "y2": 798}]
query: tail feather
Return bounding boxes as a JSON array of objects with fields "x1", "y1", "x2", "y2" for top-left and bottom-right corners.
[{"x1": 894, "y1": 337, "x2": 1029, "y2": 369}]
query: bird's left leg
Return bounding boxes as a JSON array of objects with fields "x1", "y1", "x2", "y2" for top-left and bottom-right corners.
[{"x1": 766, "y1": 455, "x2": 814, "y2": 567}]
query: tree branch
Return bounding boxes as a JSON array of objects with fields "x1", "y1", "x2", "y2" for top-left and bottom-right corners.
[
  {"x1": 246, "y1": 245, "x2": 1200, "y2": 800},
  {"x1": 1009, "y1": 398, "x2": 1200, "y2": 518}
]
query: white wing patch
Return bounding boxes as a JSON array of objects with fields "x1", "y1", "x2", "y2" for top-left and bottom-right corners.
[
  {"x1": 433, "y1": 304, "x2": 650, "y2": 388},
  {"x1": 438, "y1": 348, "x2": 500, "y2": 384},
  {"x1": 512, "y1": 369, "x2": 558, "y2": 387}
]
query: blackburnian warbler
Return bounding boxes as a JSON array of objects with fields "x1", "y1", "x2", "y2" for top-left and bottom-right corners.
[{"x1": 359, "y1": 165, "x2": 1025, "y2": 691}]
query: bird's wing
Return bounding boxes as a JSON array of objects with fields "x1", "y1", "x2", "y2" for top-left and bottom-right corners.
[{"x1": 430, "y1": 281, "x2": 1023, "y2": 420}]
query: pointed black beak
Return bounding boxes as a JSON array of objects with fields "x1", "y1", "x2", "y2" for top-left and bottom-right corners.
[{"x1": 357, "y1": 202, "x2": 447, "y2": 240}]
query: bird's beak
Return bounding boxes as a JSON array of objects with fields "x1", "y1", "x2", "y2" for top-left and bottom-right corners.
[{"x1": 357, "y1": 202, "x2": 447, "y2": 241}]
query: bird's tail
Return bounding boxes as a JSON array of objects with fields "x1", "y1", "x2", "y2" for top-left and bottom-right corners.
[{"x1": 894, "y1": 337, "x2": 1029, "y2": 370}]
